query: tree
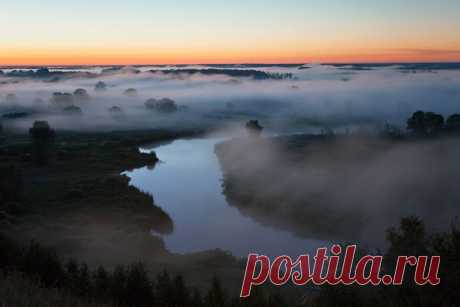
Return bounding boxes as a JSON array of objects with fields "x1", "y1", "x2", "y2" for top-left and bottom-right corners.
[
  {"x1": 124, "y1": 88, "x2": 138, "y2": 97},
  {"x1": 74, "y1": 88, "x2": 90, "y2": 101},
  {"x1": 156, "y1": 270, "x2": 174, "y2": 307},
  {"x1": 245, "y1": 120, "x2": 263, "y2": 137},
  {"x1": 407, "y1": 111, "x2": 427, "y2": 135},
  {"x1": 190, "y1": 289, "x2": 204, "y2": 307},
  {"x1": 36, "y1": 68, "x2": 50, "y2": 76},
  {"x1": 172, "y1": 274, "x2": 190, "y2": 307},
  {"x1": 63, "y1": 105, "x2": 83, "y2": 115},
  {"x1": 111, "y1": 265, "x2": 128, "y2": 306},
  {"x1": 206, "y1": 276, "x2": 226, "y2": 307},
  {"x1": 29, "y1": 121, "x2": 55, "y2": 165},
  {"x1": 385, "y1": 216, "x2": 428, "y2": 269},
  {"x1": 407, "y1": 111, "x2": 444, "y2": 136},
  {"x1": 109, "y1": 106, "x2": 124, "y2": 119},
  {"x1": 424, "y1": 112, "x2": 444, "y2": 135},
  {"x1": 21, "y1": 241, "x2": 65, "y2": 288},
  {"x1": 95, "y1": 81, "x2": 107, "y2": 91},
  {"x1": 109, "y1": 106, "x2": 123, "y2": 113},
  {"x1": 125, "y1": 263, "x2": 154, "y2": 307},
  {"x1": 65, "y1": 259, "x2": 79, "y2": 290},
  {"x1": 50, "y1": 92, "x2": 74, "y2": 108},
  {"x1": 145, "y1": 98, "x2": 178, "y2": 113},
  {"x1": 76, "y1": 263, "x2": 92, "y2": 297},
  {"x1": 446, "y1": 114, "x2": 460, "y2": 133},
  {"x1": 93, "y1": 265, "x2": 110, "y2": 301}
]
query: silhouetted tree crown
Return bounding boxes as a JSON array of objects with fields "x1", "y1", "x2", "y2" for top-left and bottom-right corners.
[
  {"x1": 29, "y1": 121, "x2": 55, "y2": 165},
  {"x1": 446, "y1": 113, "x2": 460, "y2": 132},
  {"x1": 95, "y1": 81, "x2": 107, "y2": 91},
  {"x1": 124, "y1": 88, "x2": 138, "y2": 97},
  {"x1": 74, "y1": 88, "x2": 90, "y2": 101},
  {"x1": 407, "y1": 111, "x2": 444, "y2": 136},
  {"x1": 144, "y1": 98, "x2": 178, "y2": 113},
  {"x1": 245, "y1": 120, "x2": 263, "y2": 137},
  {"x1": 206, "y1": 276, "x2": 226, "y2": 307}
]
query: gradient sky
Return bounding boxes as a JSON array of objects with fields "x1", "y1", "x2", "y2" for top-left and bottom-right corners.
[{"x1": 1, "y1": 0, "x2": 460, "y2": 65}]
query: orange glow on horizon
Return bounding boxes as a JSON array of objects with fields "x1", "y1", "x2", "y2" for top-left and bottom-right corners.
[{"x1": 1, "y1": 48, "x2": 460, "y2": 66}]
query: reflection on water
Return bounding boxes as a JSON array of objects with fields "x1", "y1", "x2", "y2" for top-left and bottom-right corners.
[{"x1": 125, "y1": 138, "x2": 325, "y2": 258}]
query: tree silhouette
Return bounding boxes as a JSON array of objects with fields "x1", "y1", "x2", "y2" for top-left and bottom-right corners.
[
  {"x1": 407, "y1": 111, "x2": 444, "y2": 136},
  {"x1": 145, "y1": 98, "x2": 178, "y2": 113},
  {"x1": 93, "y1": 265, "x2": 110, "y2": 301},
  {"x1": 50, "y1": 92, "x2": 74, "y2": 108},
  {"x1": 65, "y1": 259, "x2": 79, "y2": 290},
  {"x1": 245, "y1": 120, "x2": 263, "y2": 137},
  {"x1": 424, "y1": 112, "x2": 444, "y2": 134},
  {"x1": 206, "y1": 276, "x2": 226, "y2": 307},
  {"x1": 21, "y1": 241, "x2": 65, "y2": 288},
  {"x1": 29, "y1": 121, "x2": 55, "y2": 166},
  {"x1": 124, "y1": 88, "x2": 138, "y2": 97},
  {"x1": 63, "y1": 105, "x2": 83, "y2": 115},
  {"x1": 156, "y1": 270, "x2": 174, "y2": 307},
  {"x1": 172, "y1": 274, "x2": 190, "y2": 307},
  {"x1": 76, "y1": 263, "x2": 91, "y2": 297},
  {"x1": 190, "y1": 289, "x2": 205, "y2": 307},
  {"x1": 124, "y1": 263, "x2": 155, "y2": 307},
  {"x1": 95, "y1": 81, "x2": 107, "y2": 91},
  {"x1": 74, "y1": 88, "x2": 90, "y2": 101},
  {"x1": 111, "y1": 265, "x2": 128, "y2": 305},
  {"x1": 446, "y1": 114, "x2": 460, "y2": 133}
]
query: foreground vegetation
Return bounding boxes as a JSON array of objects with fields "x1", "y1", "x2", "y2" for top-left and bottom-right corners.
[
  {"x1": 0, "y1": 232, "x2": 287, "y2": 307},
  {"x1": 0, "y1": 216, "x2": 458, "y2": 306}
]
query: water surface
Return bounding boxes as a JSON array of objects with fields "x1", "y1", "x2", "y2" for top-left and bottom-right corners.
[{"x1": 125, "y1": 138, "x2": 325, "y2": 258}]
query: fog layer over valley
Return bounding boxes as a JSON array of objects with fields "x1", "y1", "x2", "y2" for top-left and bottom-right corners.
[
  {"x1": 1, "y1": 63, "x2": 460, "y2": 296},
  {"x1": 2, "y1": 64, "x2": 460, "y2": 133},
  {"x1": 216, "y1": 134, "x2": 460, "y2": 247}
]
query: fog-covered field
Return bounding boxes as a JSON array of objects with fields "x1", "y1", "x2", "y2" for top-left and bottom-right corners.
[{"x1": 1, "y1": 63, "x2": 460, "y2": 133}]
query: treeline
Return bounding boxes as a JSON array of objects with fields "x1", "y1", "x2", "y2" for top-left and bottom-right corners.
[
  {"x1": 407, "y1": 111, "x2": 460, "y2": 136},
  {"x1": 0, "y1": 234, "x2": 286, "y2": 307},
  {"x1": 379, "y1": 110, "x2": 460, "y2": 139},
  {"x1": 148, "y1": 68, "x2": 293, "y2": 80},
  {"x1": 313, "y1": 217, "x2": 460, "y2": 307}
]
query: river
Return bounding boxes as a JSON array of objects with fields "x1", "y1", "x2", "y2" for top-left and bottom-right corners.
[{"x1": 125, "y1": 137, "x2": 325, "y2": 258}]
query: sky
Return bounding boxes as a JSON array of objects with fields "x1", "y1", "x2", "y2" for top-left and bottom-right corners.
[{"x1": 1, "y1": 0, "x2": 460, "y2": 65}]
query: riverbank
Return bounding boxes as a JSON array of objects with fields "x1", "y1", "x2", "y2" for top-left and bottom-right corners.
[
  {"x1": 0, "y1": 129, "x2": 245, "y2": 291},
  {"x1": 1, "y1": 129, "x2": 201, "y2": 255}
]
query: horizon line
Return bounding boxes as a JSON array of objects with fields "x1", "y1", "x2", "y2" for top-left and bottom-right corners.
[{"x1": 2, "y1": 61, "x2": 460, "y2": 68}]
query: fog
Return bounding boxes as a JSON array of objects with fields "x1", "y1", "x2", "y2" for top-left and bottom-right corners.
[
  {"x1": 217, "y1": 133, "x2": 460, "y2": 248},
  {"x1": 1, "y1": 64, "x2": 460, "y2": 133},
  {"x1": 2, "y1": 64, "x2": 460, "y2": 258}
]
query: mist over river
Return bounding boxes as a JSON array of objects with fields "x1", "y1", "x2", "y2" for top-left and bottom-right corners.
[{"x1": 125, "y1": 137, "x2": 326, "y2": 258}]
